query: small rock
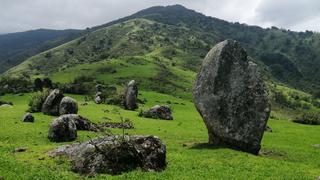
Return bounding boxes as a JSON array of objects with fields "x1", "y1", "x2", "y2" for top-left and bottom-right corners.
[
  {"x1": 265, "y1": 125, "x2": 273, "y2": 132},
  {"x1": 80, "y1": 102, "x2": 88, "y2": 106},
  {"x1": 312, "y1": 144, "x2": 320, "y2": 148},
  {"x1": 14, "y1": 147, "x2": 27, "y2": 153},
  {"x1": 95, "y1": 84, "x2": 103, "y2": 92},
  {"x1": 22, "y1": 113, "x2": 35, "y2": 122},
  {"x1": 59, "y1": 96, "x2": 78, "y2": 115},
  {"x1": 0, "y1": 104, "x2": 13, "y2": 108},
  {"x1": 94, "y1": 92, "x2": 104, "y2": 104}
]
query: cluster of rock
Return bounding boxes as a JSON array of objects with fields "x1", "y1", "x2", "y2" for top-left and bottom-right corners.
[
  {"x1": 40, "y1": 89, "x2": 78, "y2": 116},
  {"x1": 139, "y1": 105, "x2": 173, "y2": 120},
  {"x1": 193, "y1": 40, "x2": 270, "y2": 155},
  {"x1": 48, "y1": 135, "x2": 166, "y2": 176}
]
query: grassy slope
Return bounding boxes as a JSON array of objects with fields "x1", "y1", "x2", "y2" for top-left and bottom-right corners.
[{"x1": 0, "y1": 92, "x2": 320, "y2": 179}]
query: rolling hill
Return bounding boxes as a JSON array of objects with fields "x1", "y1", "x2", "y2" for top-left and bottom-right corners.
[{"x1": 0, "y1": 28, "x2": 83, "y2": 73}]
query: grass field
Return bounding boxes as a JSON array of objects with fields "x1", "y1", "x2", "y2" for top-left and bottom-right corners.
[{"x1": 0, "y1": 91, "x2": 320, "y2": 179}]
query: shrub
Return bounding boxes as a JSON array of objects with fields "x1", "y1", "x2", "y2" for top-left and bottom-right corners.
[
  {"x1": 28, "y1": 89, "x2": 50, "y2": 112},
  {"x1": 293, "y1": 113, "x2": 320, "y2": 125}
]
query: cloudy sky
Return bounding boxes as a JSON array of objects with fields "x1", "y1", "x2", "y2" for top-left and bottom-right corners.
[{"x1": 1, "y1": 0, "x2": 319, "y2": 34}]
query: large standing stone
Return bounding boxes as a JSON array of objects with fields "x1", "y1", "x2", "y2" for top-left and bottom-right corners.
[
  {"x1": 59, "y1": 97, "x2": 78, "y2": 115},
  {"x1": 48, "y1": 115, "x2": 77, "y2": 142},
  {"x1": 42, "y1": 89, "x2": 64, "y2": 116},
  {"x1": 193, "y1": 40, "x2": 270, "y2": 154},
  {"x1": 124, "y1": 80, "x2": 138, "y2": 110},
  {"x1": 48, "y1": 135, "x2": 166, "y2": 176}
]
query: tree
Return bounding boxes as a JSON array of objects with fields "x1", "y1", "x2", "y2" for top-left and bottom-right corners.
[
  {"x1": 34, "y1": 78, "x2": 43, "y2": 91},
  {"x1": 42, "y1": 78, "x2": 52, "y2": 89}
]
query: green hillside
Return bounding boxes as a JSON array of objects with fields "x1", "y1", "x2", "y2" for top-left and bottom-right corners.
[
  {"x1": 0, "y1": 29, "x2": 83, "y2": 73},
  {"x1": 3, "y1": 5, "x2": 320, "y2": 94}
]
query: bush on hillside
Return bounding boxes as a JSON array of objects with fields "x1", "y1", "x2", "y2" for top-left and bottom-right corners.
[
  {"x1": 28, "y1": 89, "x2": 50, "y2": 112},
  {"x1": 293, "y1": 113, "x2": 320, "y2": 125}
]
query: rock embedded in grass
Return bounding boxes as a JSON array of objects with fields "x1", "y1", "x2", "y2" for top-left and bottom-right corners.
[
  {"x1": 22, "y1": 113, "x2": 34, "y2": 122},
  {"x1": 59, "y1": 96, "x2": 78, "y2": 115},
  {"x1": 42, "y1": 89, "x2": 64, "y2": 116},
  {"x1": 139, "y1": 105, "x2": 173, "y2": 120},
  {"x1": 193, "y1": 40, "x2": 270, "y2": 155},
  {"x1": 48, "y1": 115, "x2": 77, "y2": 142},
  {"x1": 124, "y1": 80, "x2": 138, "y2": 110},
  {"x1": 70, "y1": 114, "x2": 101, "y2": 132},
  {"x1": 48, "y1": 135, "x2": 167, "y2": 176}
]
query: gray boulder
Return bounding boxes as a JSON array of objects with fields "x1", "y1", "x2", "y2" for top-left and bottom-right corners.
[
  {"x1": 42, "y1": 89, "x2": 64, "y2": 116},
  {"x1": 48, "y1": 135, "x2": 166, "y2": 176},
  {"x1": 59, "y1": 97, "x2": 78, "y2": 115},
  {"x1": 22, "y1": 113, "x2": 34, "y2": 122},
  {"x1": 48, "y1": 115, "x2": 77, "y2": 142},
  {"x1": 193, "y1": 40, "x2": 270, "y2": 155},
  {"x1": 139, "y1": 105, "x2": 173, "y2": 120},
  {"x1": 124, "y1": 80, "x2": 138, "y2": 110}
]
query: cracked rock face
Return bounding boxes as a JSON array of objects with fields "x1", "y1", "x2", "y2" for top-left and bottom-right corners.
[{"x1": 193, "y1": 40, "x2": 270, "y2": 154}]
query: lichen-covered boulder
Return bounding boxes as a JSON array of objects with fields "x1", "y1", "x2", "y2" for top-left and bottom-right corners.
[
  {"x1": 124, "y1": 80, "x2": 138, "y2": 110},
  {"x1": 42, "y1": 89, "x2": 64, "y2": 116},
  {"x1": 193, "y1": 40, "x2": 270, "y2": 154},
  {"x1": 59, "y1": 97, "x2": 78, "y2": 115},
  {"x1": 48, "y1": 135, "x2": 166, "y2": 176},
  {"x1": 22, "y1": 113, "x2": 34, "y2": 122},
  {"x1": 48, "y1": 115, "x2": 77, "y2": 142}
]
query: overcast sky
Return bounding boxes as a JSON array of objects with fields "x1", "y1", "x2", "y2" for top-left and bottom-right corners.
[{"x1": 1, "y1": 0, "x2": 319, "y2": 34}]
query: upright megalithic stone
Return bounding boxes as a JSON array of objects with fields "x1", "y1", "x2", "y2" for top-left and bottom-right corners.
[
  {"x1": 193, "y1": 40, "x2": 270, "y2": 154},
  {"x1": 124, "y1": 80, "x2": 138, "y2": 110}
]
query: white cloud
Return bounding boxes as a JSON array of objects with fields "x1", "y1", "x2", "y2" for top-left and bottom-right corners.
[{"x1": 0, "y1": 0, "x2": 319, "y2": 34}]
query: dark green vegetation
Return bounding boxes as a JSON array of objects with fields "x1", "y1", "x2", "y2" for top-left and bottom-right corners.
[
  {"x1": 0, "y1": 29, "x2": 83, "y2": 73},
  {"x1": 1, "y1": 4, "x2": 320, "y2": 179}
]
